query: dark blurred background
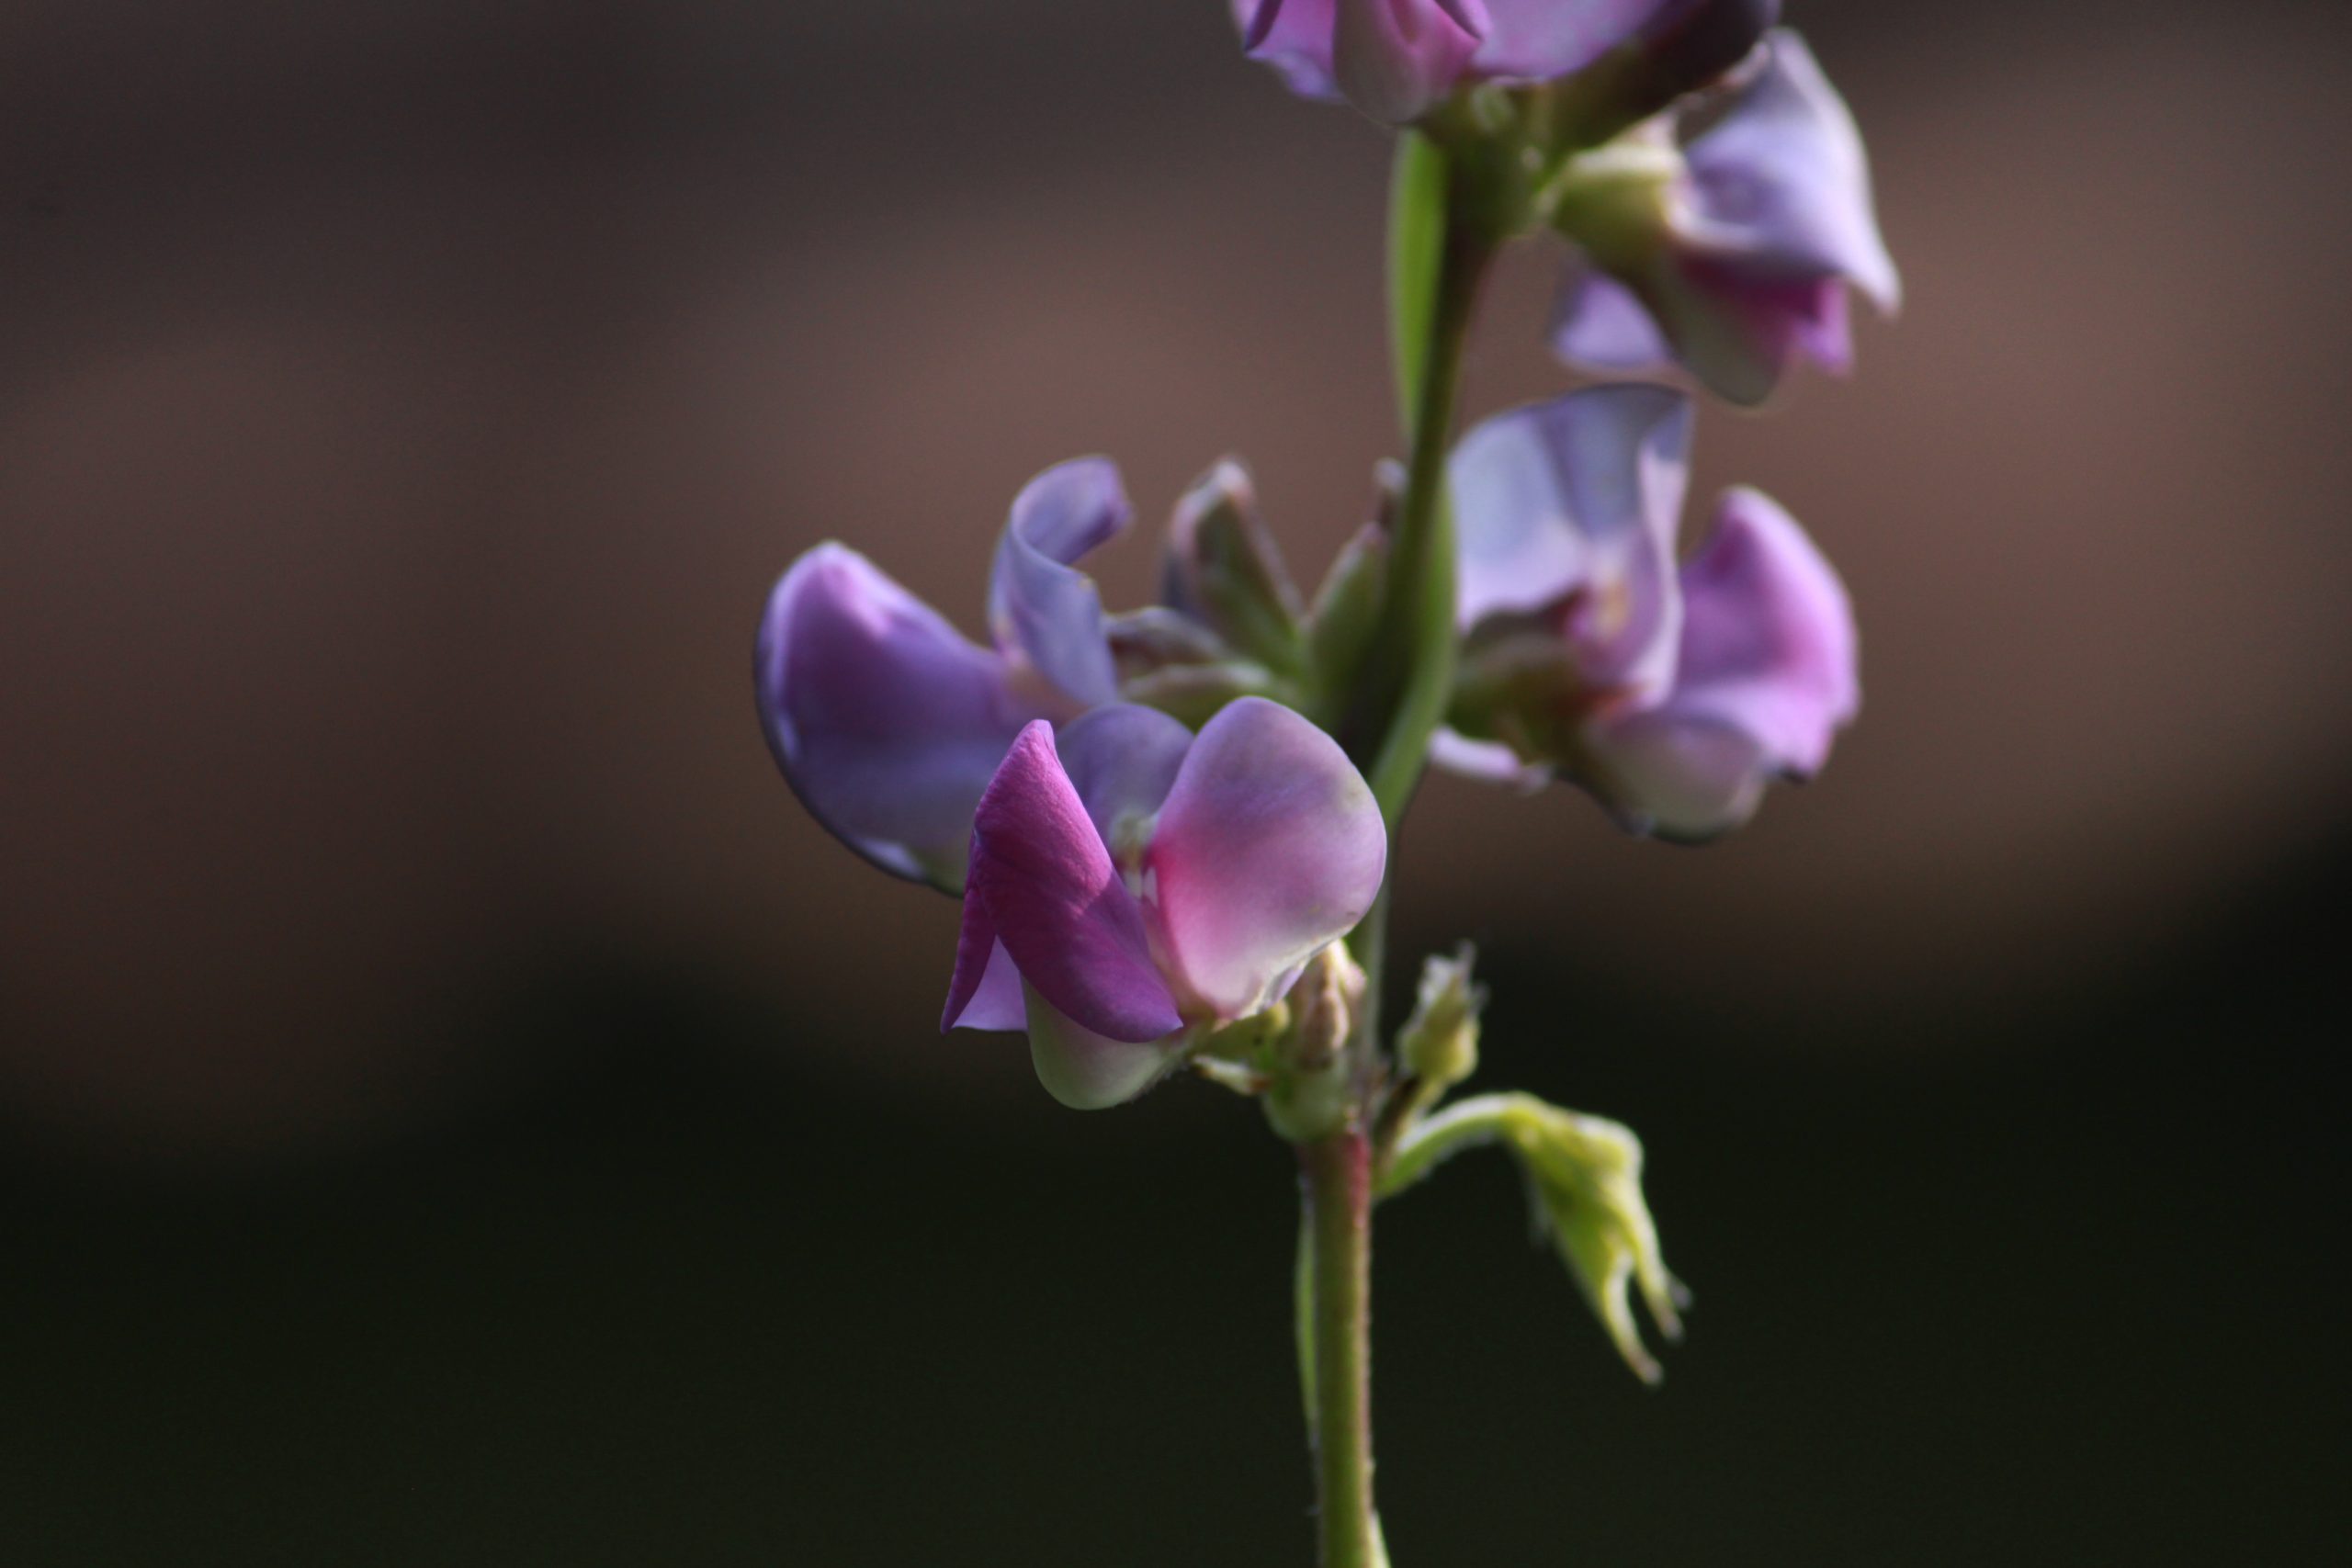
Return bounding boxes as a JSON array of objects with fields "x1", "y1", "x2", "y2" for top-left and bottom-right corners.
[{"x1": 3, "y1": 2, "x2": 2346, "y2": 1562}]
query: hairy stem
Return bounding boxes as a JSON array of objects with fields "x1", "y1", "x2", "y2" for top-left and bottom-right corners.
[
  {"x1": 1301, "y1": 1129, "x2": 1378, "y2": 1568},
  {"x1": 1378, "y1": 1091, "x2": 1546, "y2": 1197}
]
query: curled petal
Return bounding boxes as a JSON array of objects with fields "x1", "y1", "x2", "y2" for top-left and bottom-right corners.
[
  {"x1": 967, "y1": 723, "x2": 1184, "y2": 1043},
  {"x1": 1685, "y1": 31, "x2": 1900, "y2": 312},
  {"x1": 1235, "y1": 0, "x2": 1344, "y2": 100},
  {"x1": 1582, "y1": 487, "x2": 1857, "y2": 839},
  {"x1": 1145, "y1": 698, "x2": 1386, "y2": 1021},
  {"x1": 943, "y1": 929, "x2": 1027, "y2": 1034},
  {"x1": 1556, "y1": 30, "x2": 1894, "y2": 404},
  {"x1": 988, "y1": 458, "x2": 1133, "y2": 708},
  {"x1": 1054, "y1": 704, "x2": 1196, "y2": 850},
  {"x1": 1449, "y1": 387, "x2": 1693, "y2": 701},
  {"x1": 756, "y1": 544, "x2": 1031, "y2": 890},
  {"x1": 1023, "y1": 983, "x2": 1187, "y2": 1111}
]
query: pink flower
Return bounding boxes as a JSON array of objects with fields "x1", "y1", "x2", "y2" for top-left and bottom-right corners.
[
  {"x1": 944, "y1": 699, "x2": 1387, "y2": 1108},
  {"x1": 1554, "y1": 31, "x2": 1900, "y2": 405},
  {"x1": 1440, "y1": 384, "x2": 1858, "y2": 840}
]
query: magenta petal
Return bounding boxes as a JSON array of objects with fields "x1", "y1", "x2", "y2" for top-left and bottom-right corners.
[
  {"x1": 1449, "y1": 387, "x2": 1692, "y2": 702},
  {"x1": 1666, "y1": 487, "x2": 1858, "y2": 773},
  {"x1": 1476, "y1": 0, "x2": 1676, "y2": 80},
  {"x1": 942, "y1": 879, "x2": 1026, "y2": 1033},
  {"x1": 756, "y1": 544, "x2": 1030, "y2": 890},
  {"x1": 988, "y1": 458, "x2": 1132, "y2": 709},
  {"x1": 967, "y1": 723, "x2": 1183, "y2": 1044},
  {"x1": 1145, "y1": 699, "x2": 1386, "y2": 1022},
  {"x1": 1579, "y1": 487, "x2": 1857, "y2": 839},
  {"x1": 1023, "y1": 984, "x2": 1185, "y2": 1111},
  {"x1": 1054, "y1": 705, "x2": 1195, "y2": 849},
  {"x1": 1236, "y1": 0, "x2": 1343, "y2": 99}
]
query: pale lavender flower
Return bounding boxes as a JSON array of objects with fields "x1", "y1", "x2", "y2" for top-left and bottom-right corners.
[
  {"x1": 1553, "y1": 30, "x2": 1899, "y2": 405},
  {"x1": 1439, "y1": 384, "x2": 1857, "y2": 840},
  {"x1": 1233, "y1": 0, "x2": 1721, "y2": 124},
  {"x1": 755, "y1": 459, "x2": 1132, "y2": 891},
  {"x1": 944, "y1": 698, "x2": 1387, "y2": 1109}
]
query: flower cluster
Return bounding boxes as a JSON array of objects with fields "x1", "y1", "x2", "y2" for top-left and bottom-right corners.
[{"x1": 755, "y1": 7, "x2": 1899, "y2": 1555}]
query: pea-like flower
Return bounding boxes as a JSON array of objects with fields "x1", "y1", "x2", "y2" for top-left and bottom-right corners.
[
  {"x1": 1553, "y1": 30, "x2": 1899, "y2": 406},
  {"x1": 943, "y1": 698, "x2": 1387, "y2": 1110},
  {"x1": 1234, "y1": 0, "x2": 1720, "y2": 125},
  {"x1": 754, "y1": 459, "x2": 1133, "y2": 891},
  {"x1": 1438, "y1": 383, "x2": 1857, "y2": 840}
]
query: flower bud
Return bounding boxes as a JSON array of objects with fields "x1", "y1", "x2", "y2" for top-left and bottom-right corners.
[
  {"x1": 1396, "y1": 945, "x2": 1485, "y2": 1093},
  {"x1": 1383, "y1": 1092, "x2": 1686, "y2": 1382},
  {"x1": 1161, "y1": 460, "x2": 1308, "y2": 677},
  {"x1": 1516, "y1": 1107, "x2": 1688, "y2": 1384},
  {"x1": 1264, "y1": 944, "x2": 1369, "y2": 1142}
]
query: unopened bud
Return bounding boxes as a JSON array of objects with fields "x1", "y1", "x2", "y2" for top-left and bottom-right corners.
[
  {"x1": 1396, "y1": 944, "x2": 1485, "y2": 1092},
  {"x1": 1264, "y1": 944, "x2": 1369, "y2": 1143},
  {"x1": 1162, "y1": 460, "x2": 1308, "y2": 676},
  {"x1": 1306, "y1": 522, "x2": 1390, "y2": 700},
  {"x1": 1517, "y1": 1107, "x2": 1689, "y2": 1384}
]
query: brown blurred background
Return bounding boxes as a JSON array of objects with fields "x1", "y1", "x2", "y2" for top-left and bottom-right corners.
[{"x1": 2, "y1": 2, "x2": 2346, "y2": 1563}]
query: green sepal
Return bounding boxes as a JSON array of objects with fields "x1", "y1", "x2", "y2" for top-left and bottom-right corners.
[{"x1": 1161, "y1": 460, "x2": 1309, "y2": 678}]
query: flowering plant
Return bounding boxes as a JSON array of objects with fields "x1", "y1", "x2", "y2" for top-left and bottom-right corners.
[{"x1": 756, "y1": 5, "x2": 1894, "y2": 1561}]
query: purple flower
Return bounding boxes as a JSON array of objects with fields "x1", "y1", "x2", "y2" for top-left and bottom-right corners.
[
  {"x1": 755, "y1": 459, "x2": 1134, "y2": 891},
  {"x1": 1234, "y1": 0, "x2": 1705, "y2": 124},
  {"x1": 1553, "y1": 30, "x2": 1899, "y2": 405},
  {"x1": 1439, "y1": 384, "x2": 1857, "y2": 840},
  {"x1": 944, "y1": 698, "x2": 1387, "y2": 1109}
]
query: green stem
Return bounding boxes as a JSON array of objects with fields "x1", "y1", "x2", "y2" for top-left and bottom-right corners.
[
  {"x1": 1300, "y1": 1129, "x2": 1378, "y2": 1568},
  {"x1": 1302, "y1": 130, "x2": 1497, "y2": 1568},
  {"x1": 1378, "y1": 1091, "x2": 1544, "y2": 1198},
  {"x1": 1360, "y1": 137, "x2": 1499, "y2": 822}
]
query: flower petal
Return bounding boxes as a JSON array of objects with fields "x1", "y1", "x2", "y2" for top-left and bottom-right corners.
[
  {"x1": 1552, "y1": 268, "x2": 1676, "y2": 375},
  {"x1": 1685, "y1": 31, "x2": 1900, "y2": 312},
  {"x1": 1580, "y1": 487, "x2": 1857, "y2": 839},
  {"x1": 1054, "y1": 705, "x2": 1196, "y2": 849},
  {"x1": 1448, "y1": 387, "x2": 1693, "y2": 701},
  {"x1": 1665, "y1": 487, "x2": 1858, "y2": 773},
  {"x1": 1023, "y1": 983, "x2": 1187, "y2": 1111},
  {"x1": 1430, "y1": 728, "x2": 1552, "y2": 789},
  {"x1": 1145, "y1": 698, "x2": 1386, "y2": 1021},
  {"x1": 1236, "y1": 0, "x2": 1343, "y2": 100},
  {"x1": 1333, "y1": 0, "x2": 1488, "y2": 123},
  {"x1": 988, "y1": 457, "x2": 1133, "y2": 709},
  {"x1": 756, "y1": 544, "x2": 1030, "y2": 890},
  {"x1": 1476, "y1": 0, "x2": 1679, "y2": 81},
  {"x1": 942, "y1": 878, "x2": 1026, "y2": 1032},
  {"x1": 967, "y1": 723, "x2": 1184, "y2": 1043}
]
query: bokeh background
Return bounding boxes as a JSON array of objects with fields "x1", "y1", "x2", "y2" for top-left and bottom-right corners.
[{"x1": 4, "y1": 1, "x2": 2346, "y2": 1562}]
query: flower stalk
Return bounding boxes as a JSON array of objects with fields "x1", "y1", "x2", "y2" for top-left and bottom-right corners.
[{"x1": 1301, "y1": 1128, "x2": 1380, "y2": 1568}]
